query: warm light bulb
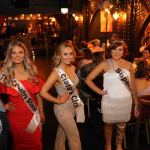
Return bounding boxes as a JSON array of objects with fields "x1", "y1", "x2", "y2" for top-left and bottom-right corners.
[
  {"x1": 122, "y1": 13, "x2": 127, "y2": 21},
  {"x1": 75, "y1": 16, "x2": 79, "y2": 21},
  {"x1": 61, "y1": 8, "x2": 68, "y2": 14},
  {"x1": 113, "y1": 11, "x2": 119, "y2": 20},
  {"x1": 104, "y1": 8, "x2": 109, "y2": 13},
  {"x1": 51, "y1": 17, "x2": 56, "y2": 22}
]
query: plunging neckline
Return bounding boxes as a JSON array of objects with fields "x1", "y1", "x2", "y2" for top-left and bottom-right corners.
[{"x1": 57, "y1": 67, "x2": 76, "y2": 84}]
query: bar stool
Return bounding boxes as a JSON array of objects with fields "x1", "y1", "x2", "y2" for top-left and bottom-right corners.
[{"x1": 134, "y1": 95, "x2": 150, "y2": 149}]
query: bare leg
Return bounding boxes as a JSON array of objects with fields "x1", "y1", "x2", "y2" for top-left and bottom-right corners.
[
  {"x1": 104, "y1": 123, "x2": 114, "y2": 150},
  {"x1": 116, "y1": 122, "x2": 126, "y2": 150}
]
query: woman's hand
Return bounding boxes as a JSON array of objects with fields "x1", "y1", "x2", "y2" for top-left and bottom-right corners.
[
  {"x1": 40, "y1": 111, "x2": 45, "y2": 124},
  {"x1": 57, "y1": 93, "x2": 69, "y2": 104},
  {"x1": 4, "y1": 102, "x2": 15, "y2": 111},
  {"x1": 100, "y1": 90, "x2": 107, "y2": 95}
]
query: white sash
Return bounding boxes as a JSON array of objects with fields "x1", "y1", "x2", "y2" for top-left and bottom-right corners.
[
  {"x1": 0, "y1": 73, "x2": 40, "y2": 133},
  {"x1": 0, "y1": 73, "x2": 5, "y2": 83},
  {"x1": 109, "y1": 59, "x2": 130, "y2": 91},
  {"x1": 115, "y1": 68, "x2": 130, "y2": 91},
  {"x1": 56, "y1": 68, "x2": 85, "y2": 123}
]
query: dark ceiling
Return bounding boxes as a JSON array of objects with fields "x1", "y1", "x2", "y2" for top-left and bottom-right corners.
[{"x1": 0, "y1": 0, "x2": 82, "y2": 15}]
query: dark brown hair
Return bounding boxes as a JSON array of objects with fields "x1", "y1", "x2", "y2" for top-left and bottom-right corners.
[
  {"x1": 135, "y1": 60, "x2": 150, "y2": 80},
  {"x1": 106, "y1": 39, "x2": 128, "y2": 58}
]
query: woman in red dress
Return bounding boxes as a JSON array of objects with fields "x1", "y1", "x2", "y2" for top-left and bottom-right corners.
[{"x1": 0, "y1": 39, "x2": 45, "y2": 150}]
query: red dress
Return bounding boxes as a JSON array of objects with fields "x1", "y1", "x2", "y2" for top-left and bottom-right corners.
[{"x1": 0, "y1": 78, "x2": 44, "y2": 150}]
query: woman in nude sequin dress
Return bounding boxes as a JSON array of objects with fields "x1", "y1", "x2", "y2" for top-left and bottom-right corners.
[{"x1": 40, "y1": 41, "x2": 82, "y2": 150}]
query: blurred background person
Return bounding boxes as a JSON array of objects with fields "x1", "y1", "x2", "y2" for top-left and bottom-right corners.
[
  {"x1": 134, "y1": 47, "x2": 150, "y2": 69},
  {"x1": 6, "y1": 22, "x2": 18, "y2": 40},
  {"x1": 77, "y1": 48, "x2": 93, "y2": 72},
  {"x1": 135, "y1": 60, "x2": 150, "y2": 96},
  {"x1": 78, "y1": 51, "x2": 105, "y2": 110}
]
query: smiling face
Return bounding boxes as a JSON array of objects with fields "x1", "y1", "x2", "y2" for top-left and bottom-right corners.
[
  {"x1": 60, "y1": 46, "x2": 74, "y2": 65},
  {"x1": 111, "y1": 45, "x2": 124, "y2": 60},
  {"x1": 11, "y1": 46, "x2": 25, "y2": 64}
]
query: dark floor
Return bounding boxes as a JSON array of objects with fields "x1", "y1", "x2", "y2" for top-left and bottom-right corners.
[{"x1": 33, "y1": 50, "x2": 150, "y2": 150}]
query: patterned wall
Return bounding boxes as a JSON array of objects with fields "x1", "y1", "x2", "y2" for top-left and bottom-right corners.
[{"x1": 83, "y1": 0, "x2": 150, "y2": 52}]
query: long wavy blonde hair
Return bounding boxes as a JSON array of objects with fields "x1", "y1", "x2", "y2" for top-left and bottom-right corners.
[
  {"x1": 52, "y1": 41, "x2": 76, "y2": 66},
  {"x1": 2, "y1": 39, "x2": 38, "y2": 85}
]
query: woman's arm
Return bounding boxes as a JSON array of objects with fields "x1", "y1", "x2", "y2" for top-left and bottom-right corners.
[
  {"x1": 85, "y1": 61, "x2": 107, "y2": 95},
  {"x1": 129, "y1": 64, "x2": 138, "y2": 104},
  {"x1": 36, "y1": 93, "x2": 45, "y2": 124},
  {"x1": 40, "y1": 69, "x2": 69, "y2": 104},
  {"x1": 129, "y1": 63, "x2": 140, "y2": 117}
]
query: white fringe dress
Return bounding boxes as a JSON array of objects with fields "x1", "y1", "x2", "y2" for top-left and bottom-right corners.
[{"x1": 101, "y1": 68, "x2": 132, "y2": 123}]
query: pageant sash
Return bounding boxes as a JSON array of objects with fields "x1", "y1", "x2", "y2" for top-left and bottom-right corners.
[
  {"x1": 109, "y1": 59, "x2": 130, "y2": 91},
  {"x1": 56, "y1": 68, "x2": 85, "y2": 123},
  {"x1": 115, "y1": 68, "x2": 130, "y2": 90},
  {"x1": 0, "y1": 73, "x2": 5, "y2": 83},
  {"x1": 0, "y1": 73, "x2": 40, "y2": 133},
  {"x1": 10, "y1": 79, "x2": 40, "y2": 133}
]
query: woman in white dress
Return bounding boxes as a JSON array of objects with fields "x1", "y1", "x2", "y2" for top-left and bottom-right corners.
[{"x1": 85, "y1": 40, "x2": 139, "y2": 150}]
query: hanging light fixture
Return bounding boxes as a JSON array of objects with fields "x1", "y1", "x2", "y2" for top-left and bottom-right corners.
[
  {"x1": 61, "y1": 8, "x2": 68, "y2": 14},
  {"x1": 75, "y1": 16, "x2": 79, "y2": 21},
  {"x1": 113, "y1": 11, "x2": 119, "y2": 20}
]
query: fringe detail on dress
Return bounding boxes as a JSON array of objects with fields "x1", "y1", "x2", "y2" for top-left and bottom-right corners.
[{"x1": 101, "y1": 95, "x2": 132, "y2": 123}]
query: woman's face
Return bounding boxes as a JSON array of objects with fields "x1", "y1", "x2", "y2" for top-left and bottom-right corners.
[
  {"x1": 11, "y1": 46, "x2": 25, "y2": 64},
  {"x1": 60, "y1": 47, "x2": 74, "y2": 65},
  {"x1": 142, "y1": 50, "x2": 150, "y2": 59},
  {"x1": 111, "y1": 45, "x2": 124, "y2": 60}
]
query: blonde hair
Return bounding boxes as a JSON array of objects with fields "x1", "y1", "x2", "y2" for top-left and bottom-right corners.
[
  {"x1": 91, "y1": 39, "x2": 100, "y2": 46},
  {"x1": 52, "y1": 41, "x2": 76, "y2": 66},
  {"x1": 2, "y1": 39, "x2": 38, "y2": 85}
]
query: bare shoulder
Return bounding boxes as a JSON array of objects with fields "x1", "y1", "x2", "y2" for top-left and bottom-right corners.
[
  {"x1": 122, "y1": 59, "x2": 132, "y2": 64},
  {"x1": 98, "y1": 60, "x2": 107, "y2": 67},
  {"x1": 50, "y1": 68, "x2": 59, "y2": 78},
  {"x1": 43, "y1": 68, "x2": 59, "y2": 85},
  {"x1": 122, "y1": 60, "x2": 133, "y2": 68},
  {"x1": 93, "y1": 60, "x2": 107, "y2": 72},
  {"x1": 32, "y1": 64, "x2": 39, "y2": 74},
  {"x1": 99, "y1": 60, "x2": 109, "y2": 71},
  {"x1": 123, "y1": 59, "x2": 132, "y2": 65}
]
